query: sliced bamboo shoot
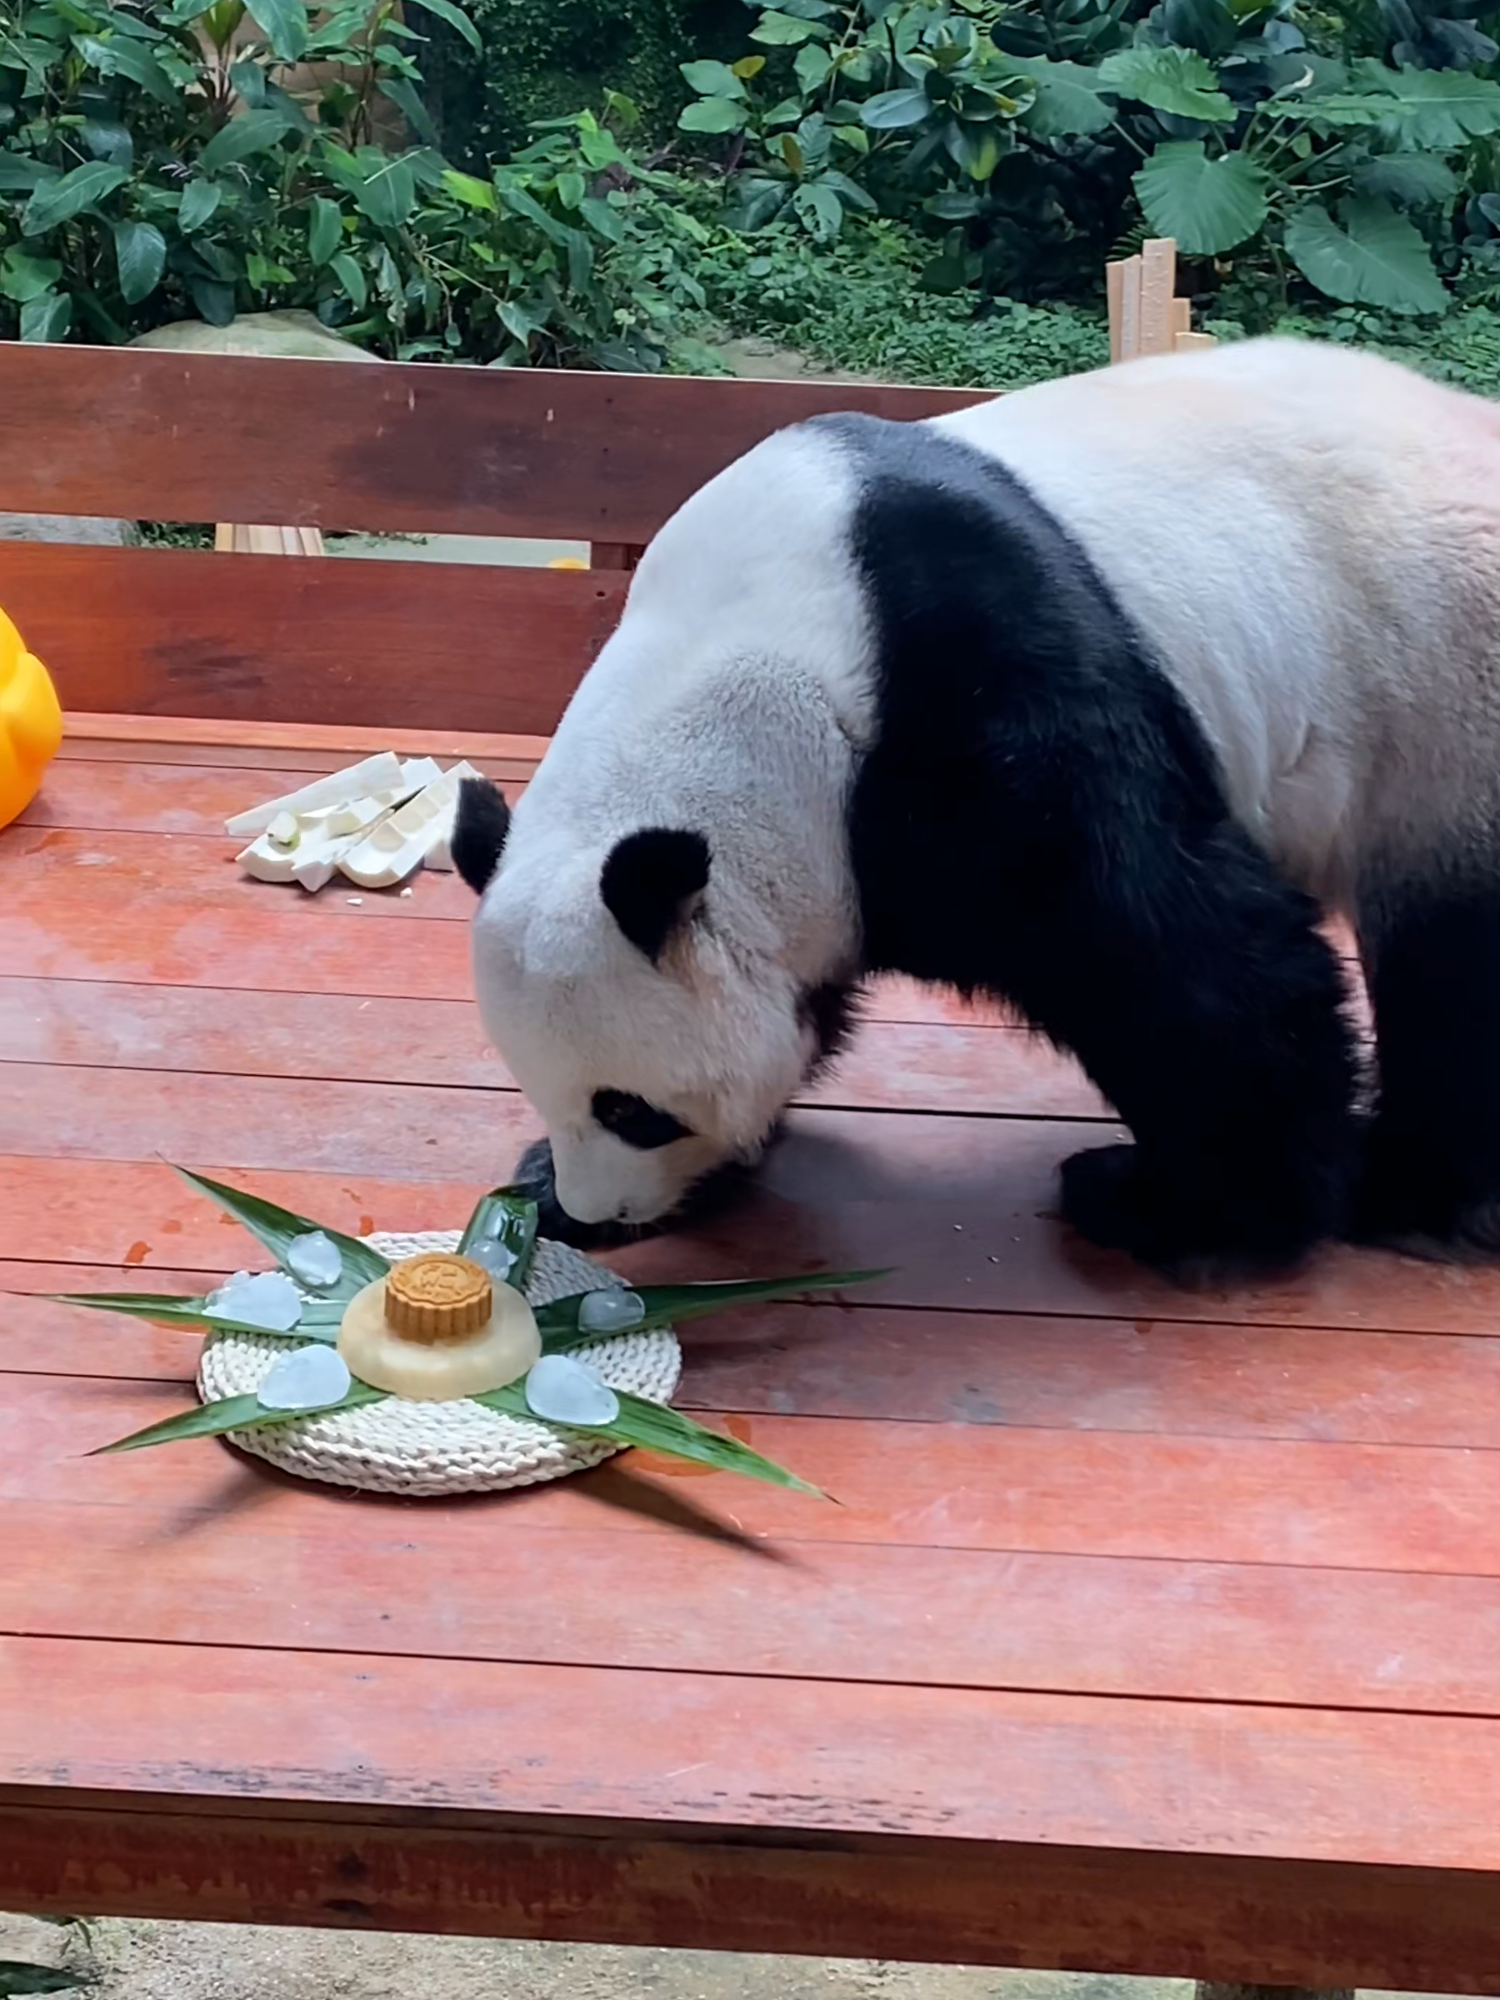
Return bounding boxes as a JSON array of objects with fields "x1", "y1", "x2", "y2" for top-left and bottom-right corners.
[{"x1": 224, "y1": 753, "x2": 404, "y2": 837}]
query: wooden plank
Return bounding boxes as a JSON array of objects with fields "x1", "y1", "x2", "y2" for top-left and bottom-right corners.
[
  {"x1": 0, "y1": 987, "x2": 1106, "y2": 1119},
  {"x1": 8, "y1": 1267, "x2": 1499, "y2": 1446},
  {"x1": 1139, "y1": 239, "x2": 1177, "y2": 356},
  {"x1": 24, "y1": 762, "x2": 517, "y2": 838},
  {"x1": 0, "y1": 544, "x2": 625, "y2": 730},
  {"x1": 61, "y1": 713, "x2": 551, "y2": 762},
  {"x1": 21, "y1": 761, "x2": 535, "y2": 839},
  {"x1": 3, "y1": 1133, "x2": 1496, "y2": 1333},
  {"x1": 10, "y1": 1369, "x2": 1494, "y2": 1575},
  {"x1": 0, "y1": 854, "x2": 1051, "y2": 1023},
  {"x1": 0, "y1": 1490, "x2": 1494, "y2": 1713},
  {"x1": 0, "y1": 345, "x2": 985, "y2": 542},
  {"x1": 4, "y1": 1801, "x2": 1493, "y2": 1991},
  {"x1": 0, "y1": 822, "x2": 1363, "y2": 1030},
  {"x1": 1, "y1": 1635, "x2": 1495, "y2": 1871}
]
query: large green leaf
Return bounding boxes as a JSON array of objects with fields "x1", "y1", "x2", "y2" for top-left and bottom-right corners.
[
  {"x1": 1284, "y1": 195, "x2": 1448, "y2": 315},
  {"x1": 471, "y1": 1382, "x2": 824, "y2": 1495},
  {"x1": 178, "y1": 178, "x2": 222, "y2": 232},
  {"x1": 441, "y1": 167, "x2": 496, "y2": 211},
  {"x1": 407, "y1": 0, "x2": 481, "y2": 51},
  {"x1": 21, "y1": 160, "x2": 128, "y2": 235},
  {"x1": 242, "y1": 0, "x2": 306, "y2": 60},
  {"x1": 678, "y1": 96, "x2": 746, "y2": 134},
  {"x1": 172, "y1": 1166, "x2": 390, "y2": 1294},
  {"x1": 95, "y1": 1379, "x2": 389, "y2": 1455},
  {"x1": 1354, "y1": 152, "x2": 1458, "y2": 205},
  {"x1": 679, "y1": 58, "x2": 745, "y2": 98},
  {"x1": 1014, "y1": 56, "x2": 1113, "y2": 139},
  {"x1": 75, "y1": 32, "x2": 176, "y2": 102},
  {"x1": 457, "y1": 1186, "x2": 539, "y2": 1287},
  {"x1": 860, "y1": 87, "x2": 931, "y2": 129},
  {"x1": 536, "y1": 1267, "x2": 887, "y2": 1355},
  {"x1": 751, "y1": 9, "x2": 822, "y2": 45},
  {"x1": 113, "y1": 220, "x2": 166, "y2": 304},
  {"x1": 0, "y1": 1965, "x2": 87, "y2": 1996},
  {"x1": 1098, "y1": 45, "x2": 1235, "y2": 122},
  {"x1": 19, "y1": 292, "x2": 71, "y2": 342},
  {"x1": 329, "y1": 251, "x2": 367, "y2": 309},
  {"x1": 46, "y1": 1290, "x2": 345, "y2": 1343},
  {"x1": 1360, "y1": 61, "x2": 1500, "y2": 149},
  {"x1": 378, "y1": 74, "x2": 439, "y2": 147},
  {"x1": 197, "y1": 108, "x2": 295, "y2": 171},
  {"x1": 0, "y1": 249, "x2": 61, "y2": 303},
  {"x1": 1134, "y1": 141, "x2": 1268, "y2": 253},
  {"x1": 306, "y1": 193, "x2": 342, "y2": 263},
  {"x1": 351, "y1": 158, "x2": 415, "y2": 229}
]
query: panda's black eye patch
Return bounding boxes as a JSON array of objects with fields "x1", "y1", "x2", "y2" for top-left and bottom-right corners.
[{"x1": 591, "y1": 1089, "x2": 692, "y2": 1150}]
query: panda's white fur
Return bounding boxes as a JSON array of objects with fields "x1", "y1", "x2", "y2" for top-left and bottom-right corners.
[
  {"x1": 460, "y1": 337, "x2": 1500, "y2": 1272},
  {"x1": 934, "y1": 340, "x2": 1500, "y2": 903}
]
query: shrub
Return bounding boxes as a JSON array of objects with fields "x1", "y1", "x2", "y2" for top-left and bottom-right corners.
[
  {"x1": 0, "y1": 0, "x2": 705, "y2": 363},
  {"x1": 680, "y1": 0, "x2": 1500, "y2": 314}
]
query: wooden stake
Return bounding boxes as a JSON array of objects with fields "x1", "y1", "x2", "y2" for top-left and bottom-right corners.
[
  {"x1": 216, "y1": 523, "x2": 326, "y2": 555},
  {"x1": 1106, "y1": 240, "x2": 1216, "y2": 364},
  {"x1": 1139, "y1": 238, "x2": 1177, "y2": 355}
]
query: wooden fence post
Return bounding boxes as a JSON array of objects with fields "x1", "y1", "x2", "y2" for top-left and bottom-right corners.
[{"x1": 1106, "y1": 239, "x2": 1216, "y2": 362}]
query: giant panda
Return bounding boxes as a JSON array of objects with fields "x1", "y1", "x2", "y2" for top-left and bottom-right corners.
[{"x1": 451, "y1": 336, "x2": 1500, "y2": 1281}]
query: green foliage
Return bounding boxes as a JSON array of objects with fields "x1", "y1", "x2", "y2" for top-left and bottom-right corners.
[
  {"x1": 678, "y1": 0, "x2": 1500, "y2": 316},
  {"x1": 0, "y1": 1967, "x2": 87, "y2": 1996},
  {"x1": 699, "y1": 215, "x2": 1112, "y2": 381},
  {"x1": 427, "y1": 0, "x2": 741, "y2": 162},
  {"x1": 0, "y1": 0, "x2": 711, "y2": 363}
]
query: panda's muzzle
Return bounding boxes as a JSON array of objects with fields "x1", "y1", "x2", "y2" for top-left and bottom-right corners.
[{"x1": 509, "y1": 1134, "x2": 765, "y2": 1248}]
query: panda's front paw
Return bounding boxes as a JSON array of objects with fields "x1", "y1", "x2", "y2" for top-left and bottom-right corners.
[
  {"x1": 1058, "y1": 1143, "x2": 1143, "y2": 1253},
  {"x1": 1058, "y1": 1142, "x2": 1301, "y2": 1289},
  {"x1": 1349, "y1": 1148, "x2": 1500, "y2": 1263}
]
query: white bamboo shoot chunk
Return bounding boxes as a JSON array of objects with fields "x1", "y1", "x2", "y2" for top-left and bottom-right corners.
[
  {"x1": 224, "y1": 753, "x2": 403, "y2": 837},
  {"x1": 337, "y1": 762, "x2": 482, "y2": 889}
]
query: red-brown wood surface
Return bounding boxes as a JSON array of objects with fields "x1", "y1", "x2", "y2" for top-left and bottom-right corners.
[
  {"x1": 0, "y1": 344, "x2": 983, "y2": 541},
  {"x1": 2, "y1": 715, "x2": 1498, "y2": 1991},
  {"x1": 0, "y1": 543, "x2": 625, "y2": 731}
]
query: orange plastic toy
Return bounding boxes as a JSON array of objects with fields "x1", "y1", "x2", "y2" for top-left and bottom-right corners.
[{"x1": 0, "y1": 605, "x2": 62, "y2": 829}]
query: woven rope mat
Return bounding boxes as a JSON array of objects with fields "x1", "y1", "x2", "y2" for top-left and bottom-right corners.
[{"x1": 198, "y1": 1231, "x2": 682, "y2": 1497}]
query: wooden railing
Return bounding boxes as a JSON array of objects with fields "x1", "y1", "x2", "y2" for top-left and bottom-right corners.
[{"x1": 0, "y1": 345, "x2": 982, "y2": 733}]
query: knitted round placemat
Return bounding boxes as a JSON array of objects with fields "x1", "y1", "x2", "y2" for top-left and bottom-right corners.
[{"x1": 198, "y1": 1231, "x2": 681, "y2": 1497}]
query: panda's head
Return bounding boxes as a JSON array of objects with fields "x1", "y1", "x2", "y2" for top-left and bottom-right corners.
[{"x1": 453, "y1": 775, "x2": 845, "y2": 1246}]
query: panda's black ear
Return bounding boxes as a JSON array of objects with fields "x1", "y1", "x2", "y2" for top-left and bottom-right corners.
[
  {"x1": 451, "y1": 776, "x2": 510, "y2": 895},
  {"x1": 601, "y1": 828, "x2": 711, "y2": 961}
]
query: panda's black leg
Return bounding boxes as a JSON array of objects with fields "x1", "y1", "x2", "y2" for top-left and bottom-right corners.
[
  {"x1": 1000, "y1": 834, "x2": 1362, "y2": 1283},
  {"x1": 1353, "y1": 885, "x2": 1500, "y2": 1258}
]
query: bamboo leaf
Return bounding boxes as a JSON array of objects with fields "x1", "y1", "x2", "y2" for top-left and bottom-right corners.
[
  {"x1": 536, "y1": 1267, "x2": 887, "y2": 1354},
  {"x1": 172, "y1": 1165, "x2": 389, "y2": 1294},
  {"x1": 457, "y1": 1186, "x2": 539, "y2": 1287},
  {"x1": 470, "y1": 1383, "x2": 824, "y2": 1495},
  {"x1": 46, "y1": 1291, "x2": 343, "y2": 1343},
  {"x1": 0, "y1": 1966, "x2": 88, "y2": 1996},
  {"x1": 94, "y1": 1378, "x2": 388, "y2": 1454}
]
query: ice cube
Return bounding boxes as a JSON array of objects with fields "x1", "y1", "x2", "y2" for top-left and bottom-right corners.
[
  {"x1": 256, "y1": 1343, "x2": 353, "y2": 1412},
  {"x1": 286, "y1": 1230, "x2": 344, "y2": 1289},
  {"x1": 576, "y1": 1288, "x2": 646, "y2": 1334},
  {"x1": 204, "y1": 1269, "x2": 303, "y2": 1332},
  {"x1": 467, "y1": 1238, "x2": 517, "y2": 1282},
  {"x1": 524, "y1": 1353, "x2": 620, "y2": 1428}
]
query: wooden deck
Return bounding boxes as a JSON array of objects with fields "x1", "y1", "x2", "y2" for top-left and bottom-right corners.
[{"x1": 2, "y1": 710, "x2": 1497, "y2": 1987}]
